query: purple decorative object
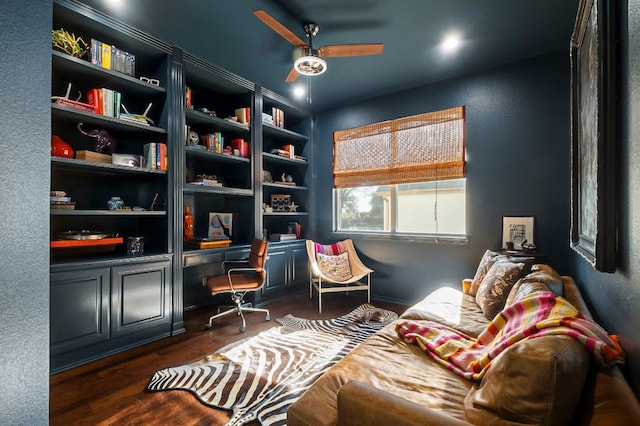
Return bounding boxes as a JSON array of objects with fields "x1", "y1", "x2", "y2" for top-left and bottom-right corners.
[{"x1": 77, "y1": 122, "x2": 117, "y2": 154}]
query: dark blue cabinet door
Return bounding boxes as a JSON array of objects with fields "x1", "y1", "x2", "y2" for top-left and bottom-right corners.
[
  {"x1": 291, "y1": 245, "x2": 309, "y2": 286},
  {"x1": 50, "y1": 267, "x2": 111, "y2": 356},
  {"x1": 111, "y1": 260, "x2": 172, "y2": 338}
]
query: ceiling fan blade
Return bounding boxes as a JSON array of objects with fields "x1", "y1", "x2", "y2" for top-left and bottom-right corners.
[
  {"x1": 318, "y1": 43, "x2": 384, "y2": 58},
  {"x1": 253, "y1": 9, "x2": 308, "y2": 48},
  {"x1": 285, "y1": 67, "x2": 299, "y2": 82}
]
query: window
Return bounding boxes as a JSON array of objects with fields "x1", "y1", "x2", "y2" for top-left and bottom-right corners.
[{"x1": 333, "y1": 106, "x2": 466, "y2": 236}]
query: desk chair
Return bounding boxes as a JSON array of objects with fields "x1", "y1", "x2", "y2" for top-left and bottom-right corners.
[{"x1": 202, "y1": 238, "x2": 270, "y2": 332}]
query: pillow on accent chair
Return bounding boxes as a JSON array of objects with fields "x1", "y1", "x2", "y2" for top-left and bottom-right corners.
[
  {"x1": 316, "y1": 252, "x2": 353, "y2": 282},
  {"x1": 475, "y1": 261, "x2": 525, "y2": 319}
]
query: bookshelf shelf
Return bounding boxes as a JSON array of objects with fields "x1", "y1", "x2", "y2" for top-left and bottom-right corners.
[
  {"x1": 52, "y1": 104, "x2": 167, "y2": 134},
  {"x1": 52, "y1": 50, "x2": 167, "y2": 96},
  {"x1": 51, "y1": 156, "x2": 166, "y2": 175}
]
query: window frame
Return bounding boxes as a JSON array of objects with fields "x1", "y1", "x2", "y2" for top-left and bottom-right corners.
[{"x1": 332, "y1": 180, "x2": 469, "y2": 243}]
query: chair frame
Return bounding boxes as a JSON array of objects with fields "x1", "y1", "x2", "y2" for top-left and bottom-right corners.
[
  {"x1": 202, "y1": 240, "x2": 270, "y2": 332},
  {"x1": 306, "y1": 239, "x2": 373, "y2": 313}
]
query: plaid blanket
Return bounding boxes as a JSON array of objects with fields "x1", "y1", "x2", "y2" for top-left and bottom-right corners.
[{"x1": 396, "y1": 291, "x2": 624, "y2": 381}]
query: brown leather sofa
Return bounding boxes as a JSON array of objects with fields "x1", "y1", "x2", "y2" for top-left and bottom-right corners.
[{"x1": 287, "y1": 267, "x2": 640, "y2": 425}]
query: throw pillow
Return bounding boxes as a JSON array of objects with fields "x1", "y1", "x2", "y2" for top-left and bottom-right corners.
[
  {"x1": 316, "y1": 252, "x2": 352, "y2": 282},
  {"x1": 469, "y1": 250, "x2": 502, "y2": 296},
  {"x1": 475, "y1": 261, "x2": 525, "y2": 319}
]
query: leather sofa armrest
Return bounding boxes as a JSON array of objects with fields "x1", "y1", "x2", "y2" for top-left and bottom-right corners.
[
  {"x1": 461, "y1": 278, "x2": 473, "y2": 294},
  {"x1": 337, "y1": 381, "x2": 471, "y2": 426}
]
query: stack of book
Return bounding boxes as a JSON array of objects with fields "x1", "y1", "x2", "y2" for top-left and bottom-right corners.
[
  {"x1": 262, "y1": 112, "x2": 274, "y2": 125},
  {"x1": 269, "y1": 233, "x2": 297, "y2": 242},
  {"x1": 50, "y1": 191, "x2": 75, "y2": 210},
  {"x1": 189, "y1": 177, "x2": 222, "y2": 187},
  {"x1": 184, "y1": 237, "x2": 231, "y2": 250}
]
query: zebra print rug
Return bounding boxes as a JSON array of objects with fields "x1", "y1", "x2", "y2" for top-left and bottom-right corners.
[{"x1": 146, "y1": 304, "x2": 397, "y2": 426}]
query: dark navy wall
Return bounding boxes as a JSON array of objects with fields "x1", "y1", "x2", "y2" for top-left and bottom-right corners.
[
  {"x1": 313, "y1": 50, "x2": 574, "y2": 305},
  {"x1": 572, "y1": 0, "x2": 640, "y2": 397},
  {"x1": 0, "y1": 0, "x2": 51, "y2": 424}
]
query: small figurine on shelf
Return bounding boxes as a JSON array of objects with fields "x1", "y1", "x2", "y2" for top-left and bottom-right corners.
[
  {"x1": 77, "y1": 122, "x2": 117, "y2": 154},
  {"x1": 183, "y1": 206, "x2": 194, "y2": 241},
  {"x1": 289, "y1": 201, "x2": 299, "y2": 212}
]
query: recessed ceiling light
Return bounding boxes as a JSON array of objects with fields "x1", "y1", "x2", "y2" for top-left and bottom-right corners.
[
  {"x1": 441, "y1": 34, "x2": 461, "y2": 53},
  {"x1": 293, "y1": 85, "x2": 306, "y2": 99}
]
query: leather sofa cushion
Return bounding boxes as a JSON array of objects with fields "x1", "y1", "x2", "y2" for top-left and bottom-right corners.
[
  {"x1": 287, "y1": 322, "x2": 474, "y2": 426},
  {"x1": 504, "y1": 264, "x2": 564, "y2": 308},
  {"x1": 464, "y1": 335, "x2": 590, "y2": 425},
  {"x1": 400, "y1": 287, "x2": 489, "y2": 338}
]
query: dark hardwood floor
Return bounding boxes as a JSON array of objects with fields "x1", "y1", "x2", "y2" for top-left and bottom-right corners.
[{"x1": 50, "y1": 291, "x2": 408, "y2": 425}]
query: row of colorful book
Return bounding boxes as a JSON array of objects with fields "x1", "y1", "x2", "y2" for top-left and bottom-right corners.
[
  {"x1": 262, "y1": 107, "x2": 285, "y2": 128},
  {"x1": 86, "y1": 87, "x2": 121, "y2": 118},
  {"x1": 201, "y1": 132, "x2": 224, "y2": 153},
  {"x1": 143, "y1": 142, "x2": 168, "y2": 170},
  {"x1": 90, "y1": 38, "x2": 136, "y2": 76}
]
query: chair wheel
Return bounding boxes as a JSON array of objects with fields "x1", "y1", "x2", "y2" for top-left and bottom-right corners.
[
  {"x1": 239, "y1": 325, "x2": 246, "y2": 333},
  {"x1": 204, "y1": 323, "x2": 212, "y2": 330},
  {"x1": 265, "y1": 314, "x2": 271, "y2": 321}
]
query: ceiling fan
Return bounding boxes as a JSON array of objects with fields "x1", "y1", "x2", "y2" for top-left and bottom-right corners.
[{"x1": 253, "y1": 9, "x2": 384, "y2": 82}]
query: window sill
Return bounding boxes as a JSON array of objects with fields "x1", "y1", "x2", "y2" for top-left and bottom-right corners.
[{"x1": 332, "y1": 231, "x2": 469, "y2": 245}]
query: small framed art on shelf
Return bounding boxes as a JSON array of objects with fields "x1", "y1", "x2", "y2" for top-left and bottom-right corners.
[{"x1": 502, "y1": 216, "x2": 534, "y2": 251}]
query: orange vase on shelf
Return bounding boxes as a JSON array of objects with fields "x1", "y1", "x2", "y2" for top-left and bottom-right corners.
[{"x1": 183, "y1": 206, "x2": 193, "y2": 241}]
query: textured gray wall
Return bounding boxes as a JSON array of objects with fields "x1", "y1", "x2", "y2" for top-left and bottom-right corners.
[
  {"x1": 573, "y1": 0, "x2": 640, "y2": 397},
  {"x1": 0, "y1": 1, "x2": 51, "y2": 424}
]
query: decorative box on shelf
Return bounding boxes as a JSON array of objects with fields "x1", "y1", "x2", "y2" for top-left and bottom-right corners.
[
  {"x1": 75, "y1": 150, "x2": 112, "y2": 164},
  {"x1": 271, "y1": 194, "x2": 291, "y2": 212},
  {"x1": 112, "y1": 153, "x2": 143, "y2": 167}
]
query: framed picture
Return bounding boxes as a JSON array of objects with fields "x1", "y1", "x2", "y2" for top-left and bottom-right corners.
[
  {"x1": 570, "y1": 0, "x2": 616, "y2": 272},
  {"x1": 502, "y1": 216, "x2": 534, "y2": 251},
  {"x1": 208, "y1": 212, "x2": 232, "y2": 240}
]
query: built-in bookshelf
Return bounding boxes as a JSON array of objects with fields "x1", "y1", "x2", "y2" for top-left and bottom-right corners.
[
  {"x1": 50, "y1": 0, "x2": 313, "y2": 373},
  {"x1": 260, "y1": 90, "x2": 312, "y2": 242},
  {"x1": 50, "y1": 0, "x2": 176, "y2": 374}
]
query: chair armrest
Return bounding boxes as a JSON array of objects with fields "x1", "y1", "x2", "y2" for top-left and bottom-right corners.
[
  {"x1": 337, "y1": 381, "x2": 471, "y2": 426},
  {"x1": 221, "y1": 259, "x2": 249, "y2": 273},
  {"x1": 461, "y1": 278, "x2": 473, "y2": 294}
]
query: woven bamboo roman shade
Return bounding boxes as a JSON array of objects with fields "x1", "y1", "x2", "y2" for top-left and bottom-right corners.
[{"x1": 333, "y1": 106, "x2": 466, "y2": 188}]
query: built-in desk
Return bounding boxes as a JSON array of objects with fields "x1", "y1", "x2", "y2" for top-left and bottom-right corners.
[{"x1": 182, "y1": 240, "x2": 308, "y2": 311}]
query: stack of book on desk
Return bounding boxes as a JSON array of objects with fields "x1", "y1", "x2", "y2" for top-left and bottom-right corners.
[
  {"x1": 269, "y1": 233, "x2": 297, "y2": 242},
  {"x1": 184, "y1": 237, "x2": 231, "y2": 249}
]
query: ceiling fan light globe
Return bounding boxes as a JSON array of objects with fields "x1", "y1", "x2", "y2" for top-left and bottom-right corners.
[{"x1": 294, "y1": 55, "x2": 327, "y2": 76}]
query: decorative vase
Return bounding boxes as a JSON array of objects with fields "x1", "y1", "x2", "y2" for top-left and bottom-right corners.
[
  {"x1": 183, "y1": 206, "x2": 194, "y2": 241},
  {"x1": 51, "y1": 135, "x2": 74, "y2": 158},
  {"x1": 107, "y1": 196, "x2": 124, "y2": 211}
]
